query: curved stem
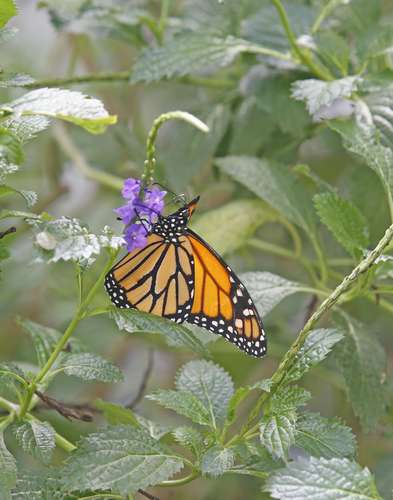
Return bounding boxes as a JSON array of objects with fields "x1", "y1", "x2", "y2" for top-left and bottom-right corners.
[
  {"x1": 239, "y1": 222, "x2": 393, "y2": 440},
  {"x1": 271, "y1": 0, "x2": 333, "y2": 80},
  {"x1": 143, "y1": 111, "x2": 209, "y2": 187},
  {"x1": 19, "y1": 251, "x2": 119, "y2": 418},
  {"x1": 159, "y1": 471, "x2": 200, "y2": 487}
]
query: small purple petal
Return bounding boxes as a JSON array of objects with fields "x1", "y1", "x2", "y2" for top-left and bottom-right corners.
[
  {"x1": 124, "y1": 223, "x2": 148, "y2": 252},
  {"x1": 114, "y1": 202, "x2": 136, "y2": 225},
  {"x1": 122, "y1": 178, "x2": 141, "y2": 200},
  {"x1": 143, "y1": 187, "x2": 167, "y2": 215}
]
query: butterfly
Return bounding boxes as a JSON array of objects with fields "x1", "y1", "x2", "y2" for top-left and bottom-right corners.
[{"x1": 105, "y1": 197, "x2": 267, "y2": 357}]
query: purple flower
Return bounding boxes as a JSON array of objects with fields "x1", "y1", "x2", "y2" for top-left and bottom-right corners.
[
  {"x1": 115, "y1": 177, "x2": 167, "y2": 252},
  {"x1": 124, "y1": 223, "x2": 148, "y2": 252},
  {"x1": 114, "y1": 202, "x2": 136, "y2": 225},
  {"x1": 122, "y1": 178, "x2": 141, "y2": 200}
]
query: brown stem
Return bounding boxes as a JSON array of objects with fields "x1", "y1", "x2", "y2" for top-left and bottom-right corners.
[
  {"x1": 0, "y1": 226, "x2": 16, "y2": 239},
  {"x1": 127, "y1": 350, "x2": 154, "y2": 409},
  {"x1": 35, "y1": 390, "x2": 95, "y2": 422}
]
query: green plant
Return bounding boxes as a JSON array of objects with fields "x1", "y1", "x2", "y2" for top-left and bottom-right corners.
[{"x1": 1, "y1": 0, "x2": 393, "y2": 498}]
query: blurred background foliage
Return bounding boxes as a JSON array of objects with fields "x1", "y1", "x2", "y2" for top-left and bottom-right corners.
[{"x1": 2, "y1": 0, "x2": 393, "y2": 498}]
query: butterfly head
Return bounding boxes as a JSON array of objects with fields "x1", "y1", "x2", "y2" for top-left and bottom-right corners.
[{"x1": 152, "y1": 196, "x2": 200, "y2": 239}]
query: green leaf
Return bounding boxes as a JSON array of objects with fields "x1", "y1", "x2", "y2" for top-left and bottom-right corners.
[
  {"x1": 136, "y1": 415, "x2": 173, "y2": 441},
  {"x1": 242, "y1": 1, "x2": 316, "y2": 52},
  {"x1": 176, "y1": 360, "x2": 234, "y2": 428},
  {"x1": 0, "y1": 0, "x2": 17, "y2": 29},
  {"x1": 60, "y1": 425, "x2": 183, "y2": 494},
  {"x1": 314, "y1": 192, "x2": 369, "y2": 256},
  {"x1": 358, "y1": 24, "x2": 393, "y2": 60},
  {"x1": 11, "y1": 420, "x2": 55, "y2": 464},
  {"x1": 191, "y1": 200, "x2": 276, "y2": 256},
  {"x1": 17, "y1": 318, "x2": 62, "y2": 368},
  {"x1": 172, "y1": 426, "x2": 204, "y2": 458},
  {"x1": 215, "y1": 156, "x2": 317, "y2": 234},
  {"x1": 365, "y1": 86, "x2": 393, "y2": 150},
  {"x1": 239, "y1": 272, "x2": 304, "y2": 317},
  {"x1": 11, "y1": 472, "x2": 63, "y2": 500},
  {"x1": 330, "y1": 120, "x2": 393, "y2": 204},
  {"x1": 283, "y1": 329, "x2": 343, "y2": 384},
  {"x1": 132, "y1": 34, "x2": 278, "y2": 82},
  {"x1": 94, "y1": 399, "x2": 139, "y2": 427},
  {"x1": 265, "y1": 457, "x2": 381, "y2": 500},
  {"x1": 3, "y1": 88, "x2": 117, "y2": 134},
  {"x1": 316, "y1": 31, "x2": 350, "y2": 76},
  {"x1": 201, "y1": 446, "x2": 235, "y2": 477},
  {"x1": 336, "y1": 317, "x2": 387, "y2": 431},
  {"x1": 226, "y1": 379, "x2": 272, "y2": 426},
  {"x1": 260, "y1": 412, "x2": 297, "y2": 460},
  {"x1": 0, "y1": 185, "x2": 37, "y2": 207},
  {"x1": 0, "y1": 362, "x2": 27, "y2": 392},
  {"x1": 61, "y1": 353, "x2": 123, "y2": 383},
  {"x1": 270, "y1": 386, "x2": 311, "y2": 414},
  {"x1": 296, "y1": 412, "x2": 357, "y2": 459},
  {"x1": 291, "y1": 77, "x2": 359, "y2": 119},
  {"x1": 148, "y1": 390, "x2": 212, "y2": 427},
  {"x1": 0, "y1": 431, "x2": 17, "y2": 497},
  {"x1": 231, "y1": 441, "x2": 282, "y2": 478},
  {"x1": 110, "y1": 308, "x2": 210, "y2": 357}
]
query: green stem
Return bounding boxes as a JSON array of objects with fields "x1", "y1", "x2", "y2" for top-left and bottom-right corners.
[
  {"x1": 0, "y1": 396, "x2": 18, "y2": 414},
  {"x1": 310, "y1": 235, "x2": 329, "y2": 285},
  {"x1": 19, "y1": 252, "x2": 119, "y2": 418},
  {"x1": 0, "y1": 413, "x2": 15, "y2": 431},
  {"x1": 143, "y1": 111, "x2": 209, "y2": 187},
  {"x1": 312, "y1": 0, "x2": 343, "y2": 33},
  {"x1": 271, "y1": 0, "x2": 333, "y2": 80},
  {"x1": 53, "y1": 123, "x2": 124, "y2": 191},
  {"x1": 239, "y1": 222, "x2": 393, "y2": 440},
  {"x1": 159, "y1": 471, "x2": 200, "y2": 487}
]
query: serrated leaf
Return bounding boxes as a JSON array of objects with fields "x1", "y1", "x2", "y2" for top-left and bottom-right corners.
[
  {"x1": 94, "y1": 399, "x2": 139, "y2": 427},
  {"x1": 231, "y1": 441, "x2": 282, "y2": 477},
  {"x1": 336, "y1": 317, "x2": 387, "y2": 431},
  {"x1": 61, "y1": 353, "x2": 123, "y2": 383},
  {"x1": 148, "y1": 390, "x2": 212, "y2": 427},
  {"x1": 314, "y1": 192, "x2": 369, "y2": 256},
  {"x1": 271, "y1": 386, "x2": 311, "y2": 414},
  {"x1": 296, "y1": 412, "x2": 356, "y2": 459},
  {"x1": 176, "y1": 360, "x2": 234, "y2": 428},
  {"x1": 132, "y1": 34, "x2": 279, "y2": 82},
  {"x1": 365, "y1": 86, "x2": 393, "y2": 150},
  {"x1": 215, "y1": 156, "x2": 317, "y2": 235},
  {"x1": 330, "y1": 120, "x2": 393, "y2": 203},
  {"x1": 260, "y1": 412, "x2": 297, "y2": 460},
  {"x1": 0, "y1": 431, "x2": 17, "y2": 496},
  {"x1": 0, "y1": 0, "x2": 17, "y2": 29},
  {"x1": 172, "y1": 426, "x2": 204, "y2": 458},
  {"x1": 11, "y1": 471, "x2": 63, "y2": 500},
  {"x1": 11, "y1": 420, "x2": 55, "y2": 464},
  {"x1": 226, "y1": 379, "x2": 272, "y2": 426},
  {"x1": 283, "y1": 329, "x2": 343, "y2": 384},
  {"x1": 291, "y1": 77, "x2": 359, "y2": 119},
  {"x1": 17, "y1": 318, "x2": 61, "y2": 367},
  {"x1": 191, "y1": 200, "x2": 276, "y2": 256},
  {"x1": 239, "y1": 272, "x2": 304, "y2": 317},
  {"x1": 110, "y1": 308, "x2": 210, "y2": 357},
  {"x1": 136, "y1": 415, "x2": 173, "y2": 441},
  {"x1": 265, "y1": 457, "x2": 381, "y2": 500},
  {"x1": 4, "y1": 115, "x2": 50, "y2": 142},
  {"x1": 201, "y1": 446, "x2": 235, "y2": 477},
  {"x1": 3, "y1": 88, "x2": 116, "y2": 134},
  {"x1": 60, "y1": 426, "x2": 183, "y2": 494},
  {"x1": 0, "y1": 362, "x2": 27, "y2": 393}
]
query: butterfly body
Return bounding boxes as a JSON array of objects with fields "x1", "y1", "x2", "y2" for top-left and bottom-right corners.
[{"x1": 105, "y1": 197, "x2": 267, "y2": 357}]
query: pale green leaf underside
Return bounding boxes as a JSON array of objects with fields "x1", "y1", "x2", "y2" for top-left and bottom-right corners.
[
  {"x1": 201, "y1": 446, "x2": 235, "y2": 477},
  {"x1": 61, "y1": 352, "x2": 124, "y2": 383},
  {"x1": 265, "y1": 457, "x2": 380, "y2": 500},
  {"x1": 61, "y1": 426, "x2": 183, "y2": 494},
  {"x1": 260, "y1": 413, "x2": 297, "y2": 460},
  {"x1": 11, "y1": 420, "x2": 55, "y2": 464}
]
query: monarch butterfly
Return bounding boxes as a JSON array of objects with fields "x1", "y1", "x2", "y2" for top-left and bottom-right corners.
[{"x1": 105, "y1": 197, "x2": 267, "y2": 357}]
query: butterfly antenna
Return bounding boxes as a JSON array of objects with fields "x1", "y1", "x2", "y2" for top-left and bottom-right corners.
[{"x1": 149, "y1": 182, "x2": 187, "y2": 206}]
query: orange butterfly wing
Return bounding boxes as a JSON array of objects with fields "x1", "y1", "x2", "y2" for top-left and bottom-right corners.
[
  {"x1": 105, "y1": 233, "x2": 194, "y2": 321},
  {"x1": 185, "y1": 230, "x2": 267, "y2": 357}
]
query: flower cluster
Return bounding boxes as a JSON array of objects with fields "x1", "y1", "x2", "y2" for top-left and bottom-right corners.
[{"x1": 115, "y1": 178, "x2": 166, "y2": 252}]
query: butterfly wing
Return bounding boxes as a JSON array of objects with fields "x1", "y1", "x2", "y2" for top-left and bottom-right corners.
[
  {"x1": 105, "y1": 233, "x2": 195, "y2": 321},
  {"x1": 185, "y1": 229, "x2": 267, "y2": 358}
]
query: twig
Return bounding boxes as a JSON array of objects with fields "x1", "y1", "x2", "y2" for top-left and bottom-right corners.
[
  {"x1": 0, "y1": 226, "x2": 16, "y2": 239},
  {"x1": 138, "y1": 489, "x2": 160, "y2": 500},
  {"x1": 127, "y1": 350, "x2": 154, "y2": 409},
  {"x1": 35, "y1": 391, "x2": 95, "y2": 422}
]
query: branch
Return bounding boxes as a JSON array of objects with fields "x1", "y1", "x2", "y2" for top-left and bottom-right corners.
[
  {"x1": 35, "y1": 390, "x2": 96, "y2": 422},
  {"x1": 126, "y1": 349, "x2": 154, "y2": 409},
  {"x1": 0, "y1": 226, "x2": 16, "y2": 239},
  {"x1": 241, "y1": 222, "x2": 393, "y2": 438}
]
